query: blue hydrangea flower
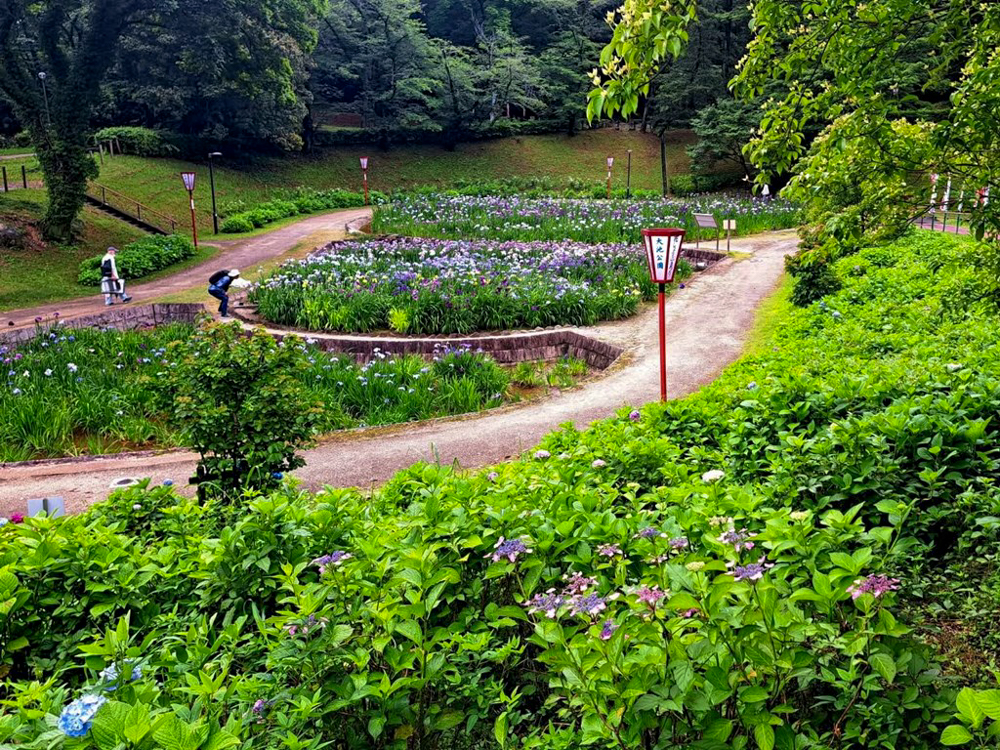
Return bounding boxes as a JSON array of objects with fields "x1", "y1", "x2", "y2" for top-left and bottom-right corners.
[
  {"x1": 99, "y1": 659, "x2": 143, "y2": 690},
  {"x1": 58, "y1": 694, "x2": 107, "y2": 737}
]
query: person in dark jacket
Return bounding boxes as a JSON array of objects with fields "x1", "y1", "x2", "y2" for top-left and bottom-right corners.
[{"x1": 207, "y1": 269, "x2": 240, "y2": 317}]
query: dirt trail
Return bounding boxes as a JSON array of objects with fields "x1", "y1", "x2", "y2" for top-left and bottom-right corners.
[
  {"x1": 2, "y1": 207, "x2": 372, "y2": 327},
  {"x1": 0, "y1": 231, "x2": 798, "y2": 514}
]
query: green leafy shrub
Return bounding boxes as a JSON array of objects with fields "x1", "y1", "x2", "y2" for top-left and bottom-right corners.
[
  {"x1": 151, "y1": 323, "x2": 323, "y2": 496},
  {"x1": 77, "y1": 235, "x2": 195, "y2": 285},
  {"x1": 3, "y1": 229, "x2": 996, "y2": 750},
  {"x1": 219, "y1": 188, "x2": 382, "y2": 233},
  {"x1": 219, "y1": 215, "x2": 254, "y2": 233},
  {"x1": 93, "y1": 126, "x2": 177, "y2": 157}
]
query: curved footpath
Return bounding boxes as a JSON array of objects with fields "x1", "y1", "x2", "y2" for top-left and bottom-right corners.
[
  {"x1": 2, "y1": 207, "x2": 373, "y2": 328},
  {"x1": 0, "y1": 230, "x2": 798, "y2": 514}
]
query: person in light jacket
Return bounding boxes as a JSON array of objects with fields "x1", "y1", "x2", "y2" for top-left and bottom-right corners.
[
  {"x1": 100, "y1": 247, "x2": 132, "y2": 305},
  {"x1": 207, "y1": 269, "x2": 240, "y2": 318}
]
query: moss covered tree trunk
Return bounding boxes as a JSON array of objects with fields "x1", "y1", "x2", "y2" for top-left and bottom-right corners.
[{"x1": 0, "y1": 0, "x2": 142, "y2": 242}]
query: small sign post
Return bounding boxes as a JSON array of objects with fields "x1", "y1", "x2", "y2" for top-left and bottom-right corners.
[
  {"x1": 606, "y1": 156, "x2": 614, "y2": 199},
  {"x1": 641, "y1": 227, "x2": 686, "y2": 402},
  {"x1": 360, "y1": 156, "x2": 370, "y2": 206},
  {"x1": 180, "y1": 171, "x2": 198, "y2": 248},
  {"x1": 723, "y1": 219, "x2": 736, "y2": 252}
]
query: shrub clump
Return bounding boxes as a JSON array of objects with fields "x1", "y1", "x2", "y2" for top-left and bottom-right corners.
[
  {"x1": 77, "y1": 235, "x2": 195, "y2": 286},
  {"x1": 93, "y1": 126, "x2": 177, "y2": 157},
  {"x1": 220, "y1": 187, "x2": 385, "y2": 233}
]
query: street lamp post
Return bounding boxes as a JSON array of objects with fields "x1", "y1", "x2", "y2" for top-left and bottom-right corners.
[
  {"x1": 360, "y1": 156, "x2": 370, "y2": 205},
  {"x1": 37, "y1": 72, "x2": 50, "y2": 128},
  {"x1": 181, "y1": 172, "x2": 198, "y2": 248},
  {"x1": 208, "y1": 152, "x2": 222, "y2": 234},
  {"x1": 626, "y1": 150, "x2": 632, "y2": 199},
  {"x1": 641, "y1": 227, "x2": 686, "y2": 402},
  {"x1": 606, "y1": 156, "x2": 614, "y2": 199}
]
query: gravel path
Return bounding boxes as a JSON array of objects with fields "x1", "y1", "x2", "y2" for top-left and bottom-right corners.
[
  {"x1": 0, "y1": 230, "x2": 798, "y2": 514},
  {"x1": 2, "y1": 207, "x2": 372, "y2": 328}
]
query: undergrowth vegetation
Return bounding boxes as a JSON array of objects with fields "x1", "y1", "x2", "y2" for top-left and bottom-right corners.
[
  {"x1": 77, "y1": 235, "x2": 196, "y2": 286},
  {"x1": 1, "y1": 230, "x2": 997, "y2": 749}
]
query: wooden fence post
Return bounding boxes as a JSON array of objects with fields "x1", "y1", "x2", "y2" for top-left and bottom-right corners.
[
  {"x1": 21, "y1": 165, "x2": 27, "y2": 189},
  {"x1": 2, "y1": 166, "x2": 7, "y2": 192}
]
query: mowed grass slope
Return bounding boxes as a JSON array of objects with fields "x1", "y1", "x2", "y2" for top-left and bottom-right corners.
[{"x1": 95, "y1": 129, "x2": 696, "y2": 234}]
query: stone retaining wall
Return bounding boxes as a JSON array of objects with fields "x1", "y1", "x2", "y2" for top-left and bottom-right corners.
[
  {"x1": 0, "y1": 303, "x2": 204, "y2": 347},
  {"x1": 267, "y1": 328, "x2": 624, "y2": 370}
]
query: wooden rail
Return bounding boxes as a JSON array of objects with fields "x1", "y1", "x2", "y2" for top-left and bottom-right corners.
[{"x1": 85, "y1": 182, "x2": 178, "y2": 235}]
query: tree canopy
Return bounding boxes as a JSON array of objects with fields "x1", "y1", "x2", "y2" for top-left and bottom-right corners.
[{"x1": 590, "y1": 0, "x2": 1000, "y2": 245}]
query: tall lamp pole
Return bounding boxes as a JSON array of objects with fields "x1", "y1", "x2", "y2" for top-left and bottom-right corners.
[
  {"x1": 37, "y1": 72, "x2": 51, "y2": 127},
  {"x1": 606, "y1": 156, "x2": 615, "y2": 199},
  {"x1": 641, "y1": 227, "x2": 686, "y2": 402},
  {"x1": 181, "y1": 172, "x2": 198, "y2": 248},
  {"x1": 360, "y1": 156, "x2": 370, "y2": 205},
  {"x1": 626, "y1": 149, "x2": 633, "y2": 199},
  {"x1": 208, "y1": 152, "x2": 222, "y2": 234}
]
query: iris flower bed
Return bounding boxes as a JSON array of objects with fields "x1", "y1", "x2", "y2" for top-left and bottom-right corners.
[
  {"x1": 250, "y1": 237, "x2": 688, "y2": 334},
  {"x1": 0, "y1": 326, "x2": 510, "y2": 461},
  {"x1": 371, "y1": 193, "x2": 801, "y2": 243}
]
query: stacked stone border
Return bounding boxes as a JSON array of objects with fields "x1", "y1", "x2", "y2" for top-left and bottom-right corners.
[
  {"x1": 0, "y1": 304, "x2": 204, "y2": 347},
  {"x1": 2, "y1": 302, "x2": 624, "y2": 370}
]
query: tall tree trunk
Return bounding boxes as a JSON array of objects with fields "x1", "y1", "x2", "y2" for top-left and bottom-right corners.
[
  {"x1": 34, "y1": 137, "x2": 95, "y2": 241},
  {"x1": 660, "y1": 132, "x2": 671, "y2": 197}
]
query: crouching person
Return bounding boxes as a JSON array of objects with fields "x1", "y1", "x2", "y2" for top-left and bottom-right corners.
[{"x1": 207, "y1": 269, "x2": 240, "y2": 318}]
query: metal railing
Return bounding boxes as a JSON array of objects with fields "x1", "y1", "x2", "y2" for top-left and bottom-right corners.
[{"x1": 85, "y1": 182, "x2": 178, "y2": 234}]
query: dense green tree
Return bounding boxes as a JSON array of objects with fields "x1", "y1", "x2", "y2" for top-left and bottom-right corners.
[
  {"x1": 0, "y1": 0, "x2": 148, "y2": 240},
  {"x1": 104, "y1": 0, "x2": 324, "y2": 151},
  {"x1": 686, "y1": 97, "x2": 760, "y2": 178},
  {"x1": 592, "y1": 0, "x2": 1000, "y2": 245}
]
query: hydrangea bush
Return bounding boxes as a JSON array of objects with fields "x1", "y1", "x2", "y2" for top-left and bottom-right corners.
[{"x1": 1, "y1": 230, "x2": 996, "y2": 750}]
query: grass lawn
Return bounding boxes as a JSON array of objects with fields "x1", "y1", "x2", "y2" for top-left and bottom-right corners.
[
  {"x1": 0, "y1": 190, "x2": 224, "y2": 312},
  {"x1": 94, "y1": 129, "x2": 696, "y2": 235}
]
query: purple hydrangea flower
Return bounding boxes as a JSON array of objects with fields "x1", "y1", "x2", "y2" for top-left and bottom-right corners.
[
  {"x1": 597, "y1": 543, "x2": 622, "y2": 558},
  {"x1": 526, "y1": 589, "x2": 566, "y2": 618},
  {"x1": 635, "y1": 527, "x2": 665, "y2": 540},
  {"x1": 534, "y1": 450, "x2": 551, "y2": 460},
  {"x1": 562, "y1": 571, "x2": 598, "y2": 595},
  {"x1": 635, "y1": 585, "x2": 667, "y2": 607},
  {"x1": 570, "y1": 592, "x2": 608, "y2": 617},
  {"x1": 847, "y1": 574, "x2": 900, "y2": 600},
  {"x1": 669, "y1": 536, "x2": 689, "y2": 550},
  {"x1": 313, "y1": 551, "x2": 352, "y2": 574},
  {"x1": 488, "y1": 536, "x2": 532, "y2": 563},
  {"x1": 727, "y1": 556, "x2": 774, "y2": 583},
  {"x1": 719, "y1": 527, "x2": 755, "y2": 552},
  {"x1": 592, "y1": 459, "x2": 607, "y2": 468},
  {"x1": 599, "y1": 619, "x2": 617, "y2": 640},
  {"x1": 629, "y1": 409, "x2": 641, "y2": 422}
]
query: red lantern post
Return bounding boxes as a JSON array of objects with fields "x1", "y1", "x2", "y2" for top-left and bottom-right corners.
[
  {"x1": 606, "y1": 156, "x2": 614, "y2": 199},
  {"x1": 360, "y1": 156, "x2": 370, "y2": 206},
  {"x1": 180, "y1": 171, "x2": 198, "y2": 248},
  {"x1": 641, "y1": 227, "x2": 686, "y2": 401}
]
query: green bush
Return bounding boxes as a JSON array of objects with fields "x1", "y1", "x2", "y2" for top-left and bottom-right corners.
[
  {"x1": 219, "y1": 215, "x2": 254, "y2": 233},
  {"x1": 151, "y1": 323, "x2": 323, "y2": 496},
  {"x1": 219, "y1": 188, "x2": 379, "y2": 233},
  {"x1": 93, "y1": 126, "x2": 177, "y2": 157},
  {"x1": 3, "y1": 229, "x2": 995, "y2": 750},
  {"x1": 77, "y1": 234, "x2": 195, "y2": 285}
]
